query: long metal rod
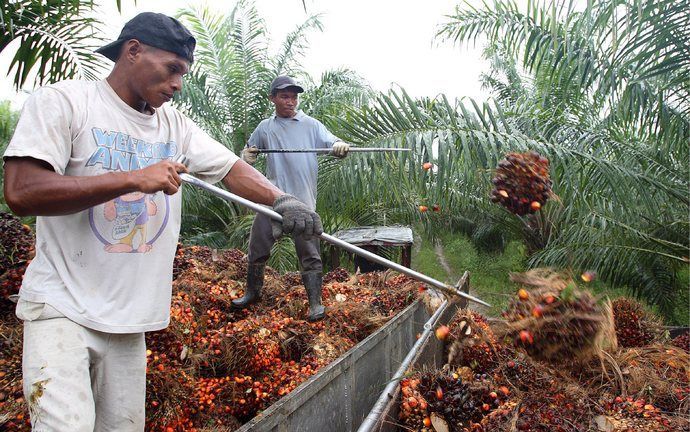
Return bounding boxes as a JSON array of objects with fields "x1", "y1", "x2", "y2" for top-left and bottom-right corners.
[
  {"x1": 180, "y1": 173, "x2": 490, "y2": 307},
  {"x1": 357, "y1": 299, "x2": 449, "y2": 432},
  {"x1": 256, "y1": 147, "x2": 411, "y2": 154}
]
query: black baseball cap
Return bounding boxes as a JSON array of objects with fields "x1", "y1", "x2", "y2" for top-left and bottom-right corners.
[
  {"x1": 270, "y1": 76, "x2": 304, "y2": 95},
  {"x1": 96, "y1": 12, "x2": 196, "y2": 63}
]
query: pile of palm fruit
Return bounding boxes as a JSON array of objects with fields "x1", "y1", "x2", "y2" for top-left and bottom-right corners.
[
  {"x1": 0, "y1": 212, "x2": 424, "y2": 431},
  {"x1": 397, "y1": 270, "x2": 689, "y2": 432}
]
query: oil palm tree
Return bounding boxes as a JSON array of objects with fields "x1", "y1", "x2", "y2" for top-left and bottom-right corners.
[
  {"x1": 0, "y1": 0, "x2": 131, "y2": 88},
  {"x1": 326, "y1": 0, "x2": 688, "y2": 319},
  {"x1": 438, "y1": 0, "x2": 689, "y2": 319}
]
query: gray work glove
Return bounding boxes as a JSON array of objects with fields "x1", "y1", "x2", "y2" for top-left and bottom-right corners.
[
  {"x1": 331, "y1": 141, "x2": 350, "y2": 158},
  {"x1": 271, "y1": 194, "x2": 323, "y2": 240},
  {"x1": 241, "y1": 146, "x2": 259, "y2": 165}
]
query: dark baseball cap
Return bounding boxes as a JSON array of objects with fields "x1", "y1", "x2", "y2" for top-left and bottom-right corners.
[
  {"x1": 270, "y1": 76, "x2": 304, "y2": 94},
  {"x1": 96, "y1": 12, "x2": 196, "y2": 63}
]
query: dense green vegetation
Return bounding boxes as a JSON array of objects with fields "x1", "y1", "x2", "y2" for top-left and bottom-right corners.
[{"x1": 326, "y1": 0, "x2": 689, "y2": 320}]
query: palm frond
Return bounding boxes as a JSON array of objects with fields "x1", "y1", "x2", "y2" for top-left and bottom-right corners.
[
  {"x1": 438, "y1": 0, "x2": 690, "y2": 149},
  {"x1": 1, "y1": 0, "x2": 108, "y2": 88},
  {"x1": 328, "y1": 83, "x2": 688, "y2": 316}
]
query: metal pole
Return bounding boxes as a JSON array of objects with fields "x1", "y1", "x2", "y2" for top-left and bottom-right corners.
[
  {"x1": 179, "y1": 173, "x2": 490, "y2": 307},
  {"x1": 255, "y1": 148, "x2": 411, "y2": 154}
]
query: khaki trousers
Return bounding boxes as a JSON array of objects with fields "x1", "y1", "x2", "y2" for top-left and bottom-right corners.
[{"x1": 17, "y1": 300, "x2": 146, "y2": 432}]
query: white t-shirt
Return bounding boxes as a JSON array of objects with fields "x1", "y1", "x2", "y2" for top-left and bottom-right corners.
[{"x1": 3, "y1": 79, "x2": 238, "y2": 333}]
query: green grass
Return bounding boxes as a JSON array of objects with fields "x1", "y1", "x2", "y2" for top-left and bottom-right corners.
[
  {"x1": 412, "y1": 231, "x2": 527, "y2": 316},
  {"x1": 411, "y1": 242, "x2": 449, "y2": 283},
  {"x1": 441, "y1": 234, "x2": 527, "y2": 316}
]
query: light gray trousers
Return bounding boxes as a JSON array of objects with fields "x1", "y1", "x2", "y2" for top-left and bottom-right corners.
[
  {"x1": 17, "y1": 300, "x2": 145, "y2": 432},
  {"x1": 248, "y1": 214, "x2": 322, "y2": 273}
]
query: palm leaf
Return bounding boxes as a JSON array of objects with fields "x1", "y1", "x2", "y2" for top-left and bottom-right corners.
[{"x1": 1, "y1": 0, "x2": 109, "y2": 88}]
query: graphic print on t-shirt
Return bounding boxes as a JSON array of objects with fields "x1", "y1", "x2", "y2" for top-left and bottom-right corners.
[{"x1": 86, "y1": 127, "x2": 176, "y2": 253}]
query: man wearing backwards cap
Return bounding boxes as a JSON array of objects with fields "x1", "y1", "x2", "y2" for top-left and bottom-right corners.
[
  {"x1": 3, "y1": 12, "x2": 321, "y2": 431},
  {"x1": 233, "y1": 76, "x2": 350, "y2": 321}
]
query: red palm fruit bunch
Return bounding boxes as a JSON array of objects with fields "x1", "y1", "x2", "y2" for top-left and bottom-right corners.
[
  {"x1": 173, "y1": 243, "x2": 212, "y2": 280},
  {"x1": 499, "y1": 269, "x2": 605, "y2": 362},
  {"x1": 0, "y1": 398, "x2": 30, "y2": 431},
  {"x1": 323, "y1": 267, "x2": 350, "y2": 284},
  {"x1": 281, "y1": 271, "x2": 303, "y2": 287},
  {"x1": 612, "y1": 345, "x2": 690, "y2": 414},
  {"x1": 0, "y1": 321, "x2": 29, "y2": 431},
  {"x1": 218, "y1": 316, "x2": 286, "y2": 377},
  {"x1": 0, "y1": 266, "x2": 27, "y2": 317},
  {"x1": 445, "y1": 310, "x2": 505, "y2": 374},
  {"x1": 604, "y1": 396, "x2": 682, "y2": 432},
  {"x1": 207, "y1": 248, "x2": 249, "y2": 282},
  {"x1": 398, "y1": 376, "x2": 429, "y2": 430},
  {"x1": 369, "y1": 274, "x2": 420, "y2": 316},
  {"x1": 416, "y1": 371, "x2": 497, "y2": 429},
  {"x1": 476, "y1": 400, "x2": 519, "y2": 432},
  {"x1": 490, "y1": 151, "x2": 551, "y2": 216},
  {"x1": 420, "y1": 372, "x2": 475, "y2": 430},
  {"x1": 0, "y1": 212, "x2": 34, "y2": 276},
  {"x1": 173, "y1": 245, "x2": 247, "y2": 282},
  {"x1": 268, "y1": 359, "x2": 319, "y2": 401},
  {"x1": 502, "y1": 390, "x2": 590, "y2": 432},
  {"x1": 0, "y1": 213, "x2": 35, "y2": 313},
  {"x1": 276, "y1": 323, "x2": 318, "y2": 363},
  {"x1": 671, "y1": 333, "x2": 690, "y2": 352},
  {"x1": 498, "y1": 353, "x2": 554, "y2": 393},
  {"x1": 355, "y1": 271, "x2": 387, "y2": 288},
  {"x1": 145, "y1": 357, "x2": 197, "y2": 432},
  {"x1": 479, "y1": 365, "x2": 587, "y2": 432},
  {"x1": 324, "y1": 301, "x2": 383, "y2": 344},
  {"x1": 611, "y1": 297, "x2": 660, "y2": 348},
  {"x1": 192, "y1": 375, "x2": 257, "y2": 424}
]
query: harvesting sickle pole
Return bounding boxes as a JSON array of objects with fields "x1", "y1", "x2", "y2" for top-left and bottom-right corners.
[
  {"x1": 255, "y1": 147, "x2": 411, "y2": 154},
  {"x1": 176, "y1": 169, "x2": 490, "y2": 307}
]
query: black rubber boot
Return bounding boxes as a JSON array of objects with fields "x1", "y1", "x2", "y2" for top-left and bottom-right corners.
[
  {"x1": 302, "y1": 271, "x2": 326, "y2": 321},
  {"x1": 232, "y1": 263, "x2": 265, "y2": 309}
]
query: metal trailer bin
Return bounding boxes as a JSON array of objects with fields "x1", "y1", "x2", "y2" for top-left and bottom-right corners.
[{"x1": 236, "y1": 295, "x2": 433, "y2": 432}]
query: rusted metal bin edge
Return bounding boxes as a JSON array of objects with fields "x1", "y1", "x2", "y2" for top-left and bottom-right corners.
[
  {"x1": 358, "y1": 272, "x2": 470, "y2": 432},
  {"x1": 236, "y1": 296, "x2": 433, "y2": 432}
]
